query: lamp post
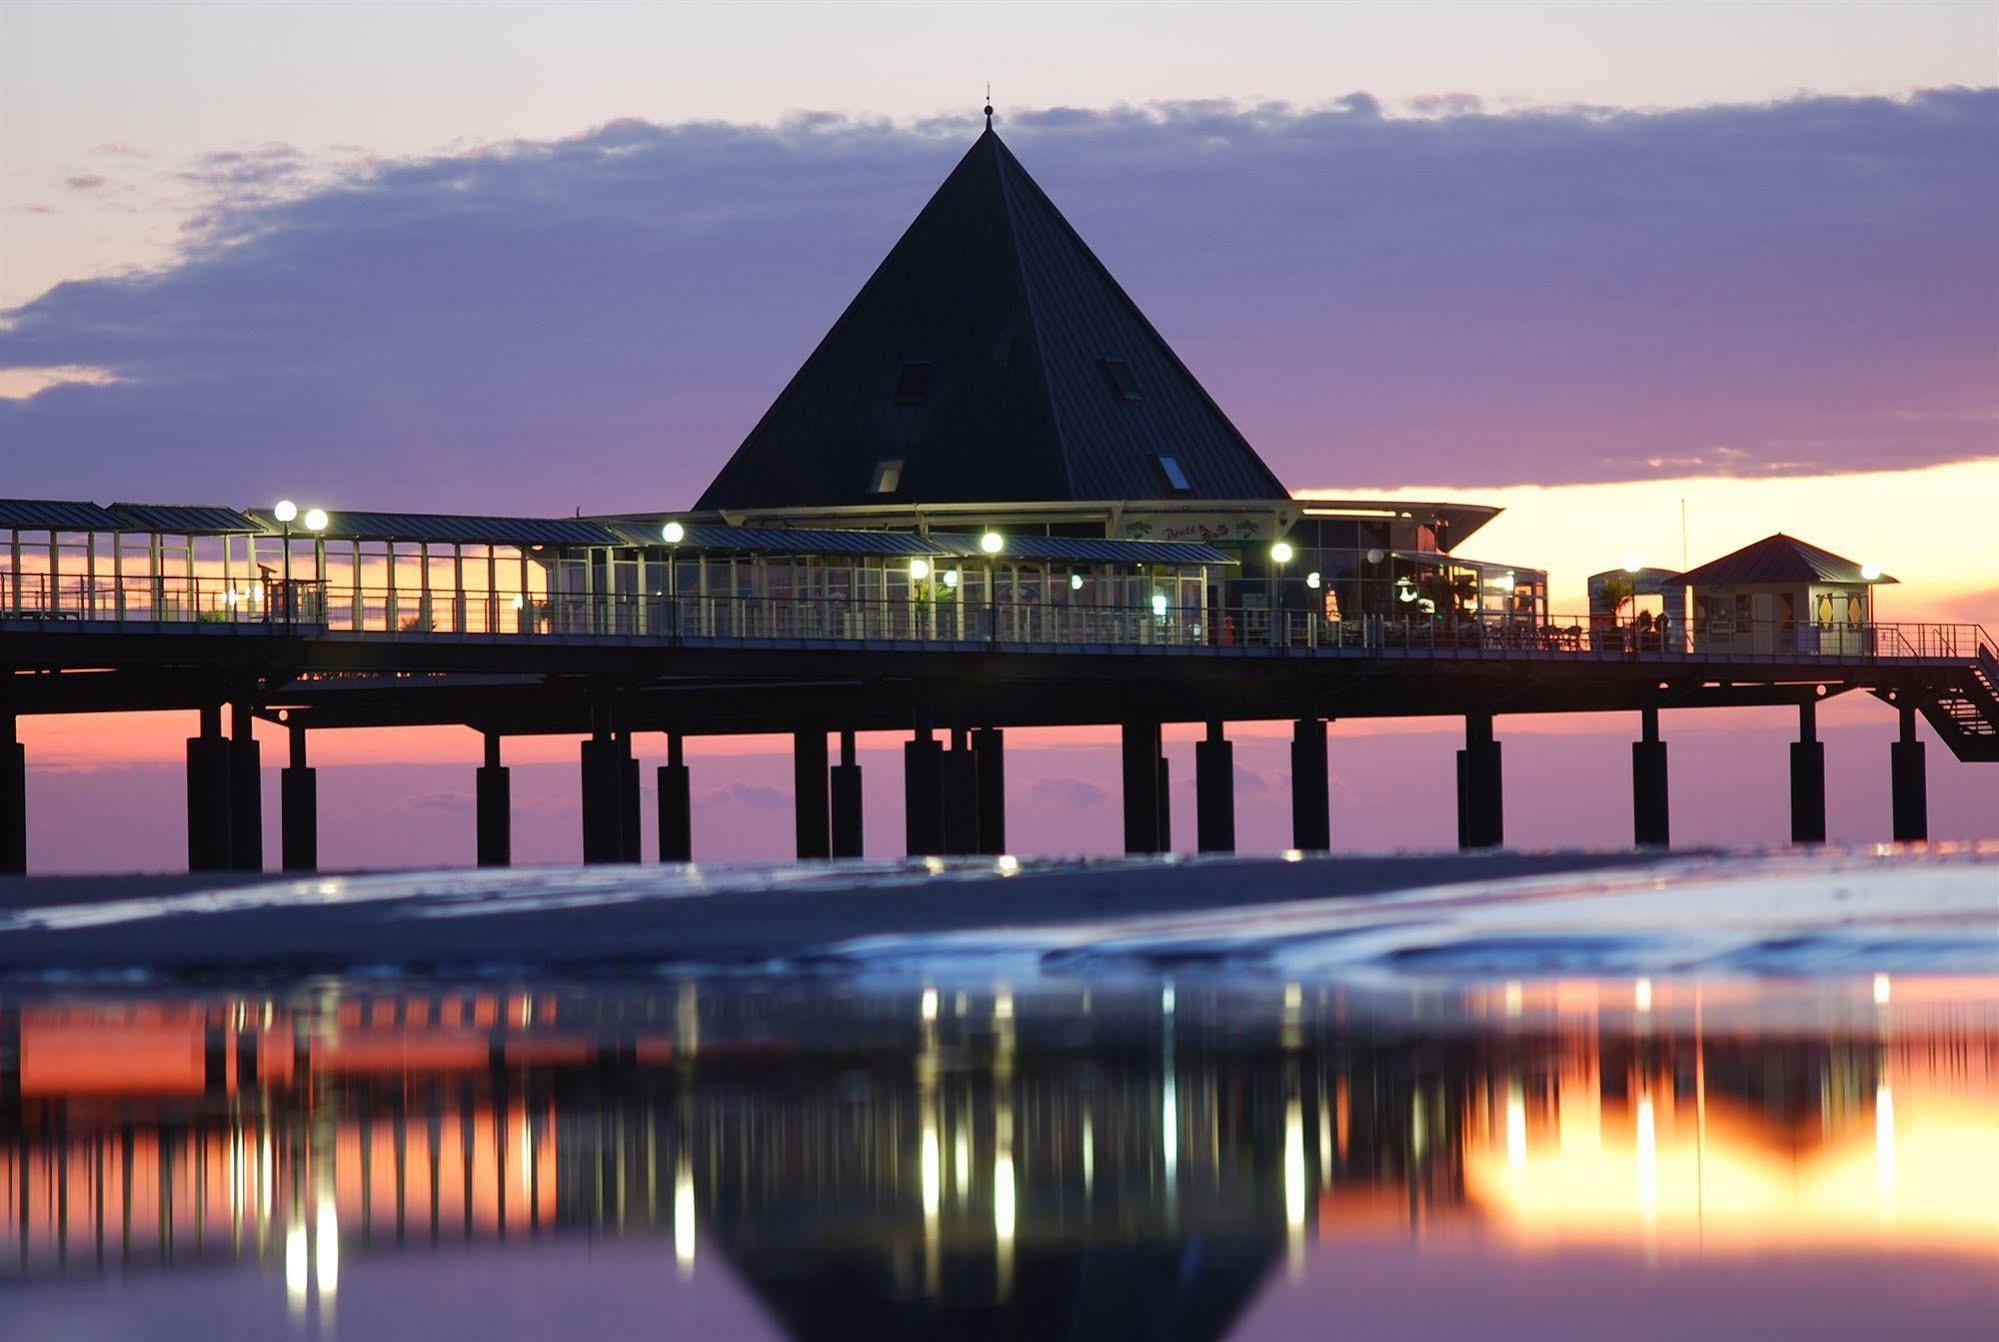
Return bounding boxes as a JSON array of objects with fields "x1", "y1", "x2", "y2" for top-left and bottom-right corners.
[
  {"x1": 274, "y1": 500, "x2": 297, "y2": 627},
  {"x1": 301, "y1": 508, "x2": 327, "y2": 623},
  {"x1": 909, "y1": 557, "x2": 931, "y2": 640},
  {"x1": 661, "y1": 521, "x2": 684, "y2": 642},
  {"x1": 1268, "y1": 540, "x2": 1294, "y2": 647},
  {"x1": 980, "y1": 531, "x2": 1003, "y2": 646}
]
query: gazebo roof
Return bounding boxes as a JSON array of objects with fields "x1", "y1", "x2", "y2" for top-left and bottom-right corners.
[
  {"x1": 1662, "y1": 534, "x2": 1895, "y2": 587},
  {"x1": 696, "y1": 124, "x2": 1292, "y2": 511}
]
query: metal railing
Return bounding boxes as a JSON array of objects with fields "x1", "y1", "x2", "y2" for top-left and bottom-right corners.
[
  {"x1": 3, "y1": 576, "x2": 1990, "y2": 666},
  {"x1": 0, "y1": 573, "x2": 328, "y2": 627}
]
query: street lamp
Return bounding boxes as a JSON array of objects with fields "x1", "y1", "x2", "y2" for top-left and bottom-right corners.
[
  {"x1": 1267, "y1": 540, "x2": 1294, "y2": 644},
  {"x1": 661, "y1": 521, "x2": 685, "y2": 640},
  {"x1": 274, "y1": 501, "x2": 299, "y2": 627},
  {"x1": 980, "y1": 531, "x2": 1004, "y2": 555}
]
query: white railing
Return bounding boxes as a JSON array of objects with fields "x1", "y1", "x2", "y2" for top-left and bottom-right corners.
[
  {"x1": 0, "y1": 573, "x2": 327, "y2": 627},
  {"x1": 3, "y1": 577, "x2": 1990, "y2": 666}
]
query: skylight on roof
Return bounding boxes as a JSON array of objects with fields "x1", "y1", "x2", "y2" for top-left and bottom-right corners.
[
  {"x1": 893, "y1": 362, "x2": 934, "y2": 406},
  {"x1": 1153, "y1": 454, "x2": 1191, "y2": 493},
  {"x1": 1099, "y1": 358, "x2": 1142, "y2": 401},
  {"x1": 870, "y1": 459, "x2": 904, "y2": 495}
]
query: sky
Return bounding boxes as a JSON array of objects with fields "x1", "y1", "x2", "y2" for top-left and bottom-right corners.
[{"x1": 2, "y1": 1, "x2": 1995, "y2": 867}]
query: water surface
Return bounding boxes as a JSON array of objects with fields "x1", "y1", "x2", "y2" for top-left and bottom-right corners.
[{"x1": 4, "y1": 853, "x2": 1996, "y2": 1339}]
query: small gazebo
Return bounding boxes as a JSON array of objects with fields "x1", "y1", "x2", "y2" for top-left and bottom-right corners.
[{"x1": 1664, "y1": 533, "x2": 1895, "y2": 655}]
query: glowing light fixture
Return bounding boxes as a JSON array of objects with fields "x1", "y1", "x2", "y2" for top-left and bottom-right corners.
[
  {"x1": 943, "y1": 569, "x2": 960, "y2": 589},
  {"x1": 661, "y1": 521, "x2": 685, "y2": 544},
  {"x1": 909, "y1": 558, "x2": 931, "y2": 581},
  {"x1": 1069, "y1": 572, "x2": 1083, "y2": 592},
  {"x1": 273, "y1": 500, "x2": 298, "y2": 523},
  {"x1": 980, "y1": 530, "x2": 1004, "y2": 555},
  {"x1": 302, "y1": 508, "x2": 328, "y2": 533},
  {"x1": 1861, "y1": 562, "x2": 1882, "y2": 580},
  {"x1": 1305, "y1": 571, "x2": 1322, "y2": 590},
  {"x1": 1623, "y1": 553, "x2": 1644, "y2": 573},
  {"x1": 1270, "y1": 541, "x2": 1295, "y2": 565},
  {"x1": 1151, "y1": 592, "x2": 1168, "y2": 616}
]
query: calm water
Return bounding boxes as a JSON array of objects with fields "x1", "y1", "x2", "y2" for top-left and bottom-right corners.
[{"x1": 4, "y1": 968, "x2": 1996, "y2": 1341}]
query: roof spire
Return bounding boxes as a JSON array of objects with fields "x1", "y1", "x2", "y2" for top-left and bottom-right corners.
[{"x1": 984, "y1": 82, "x2": 993, "y2": 130}]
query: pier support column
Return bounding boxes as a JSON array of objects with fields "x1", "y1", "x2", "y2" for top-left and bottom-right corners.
[
  {"x1": 1457, "y1": 713, "x2": 1504, "y2": 850},
  {"x1": 1122, "y1": 721, "x2": 1164, "y2": 855},
  {"x1": 1290, "y1": 717, "x2": 1331, "y2": 852},
  {"x1": 658, "y1": 732, "x2": 692, "y2": 863},
  {"x1": 1632, "y1": 706, "x2": 1670, "y2": 849},
  {"x1": 904, "y1": 727, "x2": 944, "y2": 856},
  {"x1": 1790, "y1": 700, "x2": 1827, "y2": 845},
  {"x1": 228, "y1": 700, "x2": 262, "y2": 872},
  {"x1": 943, "y1": 728, "x2": 980, "y2": 856},
  {"x1": 973, "y1": 728, "x2": 1005, "y2": 856},
  {"x1": 1195, "y1": 721, "x2": 1236, "y2": 854},
  {"x1": 618, "y1": 731, "x2": 642, "y2": 863},
  {"x1": 280, "y1": 724, "x2": 317, "y2": 873},
  {"x1": 0, "y1": 712, "x2": 24, "y2": 875},
  {"x1": 186, "y1": 703, "x2": 232, "y2": 872},
  {"x1": 580, "y1": 706, "x2": 624, "y2": 864},
  {"x1": 794, "y1": 729, "x2": 831, "y2": 860},
  {"x1": 1891, "y1": 703, "x2": 1928, "y2": 844},
  {"x1": 476, "y1": 733, "x2": 510, "y2": 868},
  {"x1": 830, "y1": 730, "x2": 863, "y2": 859}
]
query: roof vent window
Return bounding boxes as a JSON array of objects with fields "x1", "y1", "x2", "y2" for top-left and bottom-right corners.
[
  {"x1": 1154, "y1": 454, "x2": 1192, "y2": 493},
  {"x1": 1099, "y1": 358, "x2": 1143, "y2": 401},
  {"x1": 870, "y1": 459, "x2": 905, "y2": 495},
  {"x1": 893, "y1": 362, "x2": 934, "y2": 406}
]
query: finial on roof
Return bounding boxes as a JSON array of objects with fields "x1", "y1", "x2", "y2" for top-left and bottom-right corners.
[{"x1": 984, "y1": 81, "x2": 993, "y2": 130}]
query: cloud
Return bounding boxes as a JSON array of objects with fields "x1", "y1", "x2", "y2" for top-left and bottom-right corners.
[
  {"x1": 384, "y1": 789, "x2": 469, "y2": 813},
  {"x1": 1027, "y1": 777, "x2": 1109, "y2": 809},
  {"x1": 703, "y1": 782, "x2": 790, "y2": 811},
  {"x1": 64, "y1": 174, "x2": 110, "y2": 192},
  {"x1": 3, "y1": 90, "x2": 1994, "y2": 508}
]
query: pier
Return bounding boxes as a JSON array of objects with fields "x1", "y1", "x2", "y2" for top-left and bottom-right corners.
[{"x1": 3, "y1": 123, "x2": 1993, "y2": 874}]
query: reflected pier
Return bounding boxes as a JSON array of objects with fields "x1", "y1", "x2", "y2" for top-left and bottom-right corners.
[{"x1": 5, "y1": 976, "x2": 1997, "y2": 1338}]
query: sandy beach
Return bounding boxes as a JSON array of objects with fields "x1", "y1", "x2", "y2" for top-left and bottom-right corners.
[{"x1": 0, "y1": 850, "x2": 1677, "y2": 975}]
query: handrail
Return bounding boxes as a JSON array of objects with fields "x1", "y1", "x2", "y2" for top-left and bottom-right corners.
[{"x1": 2, "y1": 575, "x2": 1992, "y2": 664}]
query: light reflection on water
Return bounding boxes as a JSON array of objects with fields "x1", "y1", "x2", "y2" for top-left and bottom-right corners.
[{"x1": 2, "y1": 975, "x2": 1996, "y2": 1340}]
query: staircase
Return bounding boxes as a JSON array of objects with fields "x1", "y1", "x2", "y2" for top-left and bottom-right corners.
[{"x1": 1916, "y1": 637, "x2": 1999, "y2": 762}]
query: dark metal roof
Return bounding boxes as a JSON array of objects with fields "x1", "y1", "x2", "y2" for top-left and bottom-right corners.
[
  {"x1": 1662, "y1": 534, "x2": 1896, "y2": 587},
  {"x1": 247, "y1": 509, "x2": 621, "y2": 546},
  {"x1": 613, "y1": 524, "x2": 947, "y2": 556},
  {"x1": 928, "y1": 533, "x2": 1235, "y2": 565},
  {"x1": 695, "y1": 127, "x2": 1292, "y2": 511},
  {"x1": 109, "y1": 503, "x2": 263, "y2": 535},
  {"x1": 0, "y1": 499, "x2": 125, "y2": 532}
]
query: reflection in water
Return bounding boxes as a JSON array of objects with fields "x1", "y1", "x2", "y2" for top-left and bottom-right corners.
[{"x1": 2, "y1": 976, "x2": 1997, "y2": 1339}]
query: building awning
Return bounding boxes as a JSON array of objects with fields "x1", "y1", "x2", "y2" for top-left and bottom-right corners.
[
  {"x1": 0, "y1": 499, "x2": 126, "y2": 532},
  {"x1": 109, "y1": 503, "x2": 264, "y2": 535},
  {"x1": 612, "y1": 524, "x2": 948, "y2": 557},
  {"x1": 246, "y1": 509, "x2": 622, "y2": 547},
  {"x1": 1388, "y1": 549, "x2": 1543, "y2": 578},
  {"x1": 928, "y1": 534, "x2": 1236, "y2": 565}
]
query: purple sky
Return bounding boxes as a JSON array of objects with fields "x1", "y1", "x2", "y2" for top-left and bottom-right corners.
[
  {"x1": 5, "y1": 91, "x2": 1995, "y2": 508},
  {"x1": 5, "y1": 77, "x2": 1996, "y2": 868}
]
